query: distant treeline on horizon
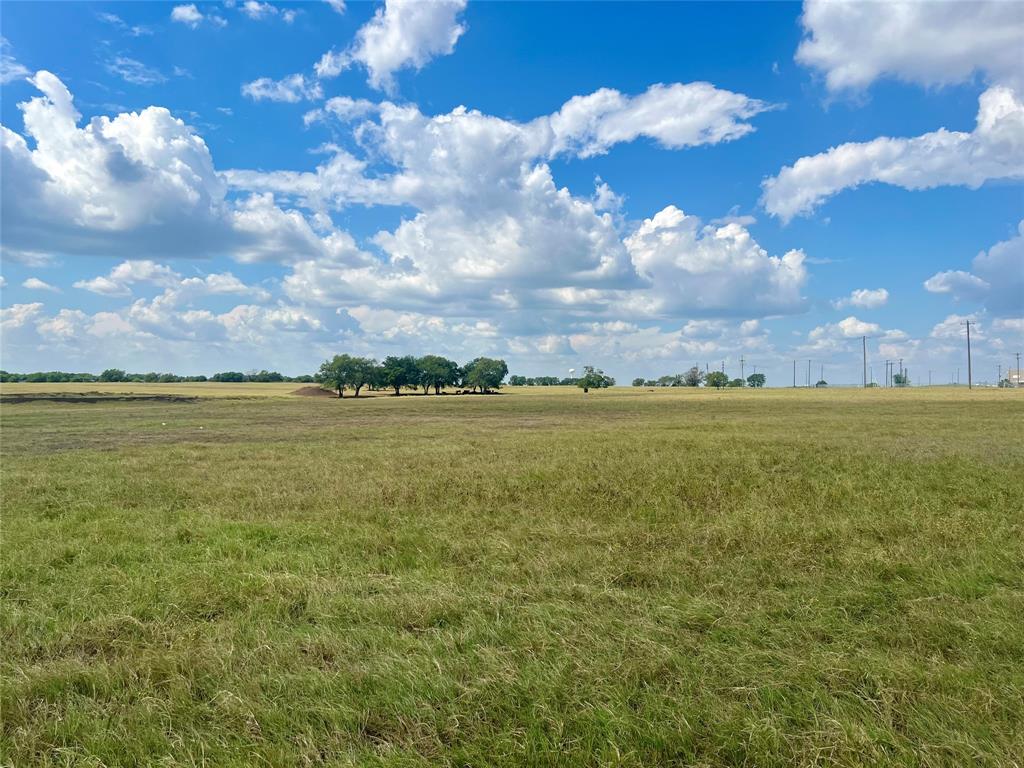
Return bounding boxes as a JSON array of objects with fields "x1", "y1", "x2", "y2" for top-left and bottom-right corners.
[
  {"x1": 1, "y1": 365, "x2": 769, "y2": 389},
  {"x1": 0, "y1": 369, "x2": 315, "y2": 384}
]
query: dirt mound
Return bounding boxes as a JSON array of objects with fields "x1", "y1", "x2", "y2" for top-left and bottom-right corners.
[{"x1": 291, "y1": 386, "x2": 336, "y2": 398}]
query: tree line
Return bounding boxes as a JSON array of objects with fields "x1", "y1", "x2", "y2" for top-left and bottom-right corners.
[
  {"x1": 0, "y1": 369, "x2": 315, "y2": 384},
  {"x1": 317, "y1": 355, "x2": 508, "y2": 397},
  {"x1": 2, "y1": 363, "x2": 767, "y2": 390},
  {"x1": 508, "y1": 375, "x2": 579, "y2": 386},
  {"x1": 630, "y1": 368, "x2": 766, "y2": 388}
]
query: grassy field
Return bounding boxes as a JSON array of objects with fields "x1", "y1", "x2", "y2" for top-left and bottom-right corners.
[
  {"x1": 0, "y1": 381, "x2": 305, "y2": 398},
  {"x1": 2, "y1": 386, "x2": 1023, "y2": 767}
]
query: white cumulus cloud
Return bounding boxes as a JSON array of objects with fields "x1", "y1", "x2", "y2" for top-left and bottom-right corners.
[
  {"x1": 832, "y1": 288, "x2": 888, "y2": 310},
  {"x1": 319, "y1": 0, "x2": 467, "y2": 93},
  {"x1": 762, "y1": 86, "x2": 1024, "y2": 222},
  {"x1": 0, "y1": 72, "x2": 361, "y2": 266},
  {"x1": 797, "y1": 0, "x2": 1024, "y2": 93},
  {"x1": 21, "y1": 277, "x2": 61, "y2": 293},
  {"x1": 623, "y1": 206, "x2": 808, "y2": 318},
  {"x1": 925, "y1": 222, "x2": 1024, "y2": 317}
]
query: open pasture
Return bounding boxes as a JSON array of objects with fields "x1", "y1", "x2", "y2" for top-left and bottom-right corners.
[{"x1": 2, "y1": 386, "x2": 1023, "y2": 766}]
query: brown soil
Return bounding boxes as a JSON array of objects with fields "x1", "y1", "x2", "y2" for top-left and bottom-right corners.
[
  {"x1": 291, "y1": 386, "x2": 337, "y2": 398},
  {"x1": 0, "y1": 393, "x2": 198, "y2": 404}
]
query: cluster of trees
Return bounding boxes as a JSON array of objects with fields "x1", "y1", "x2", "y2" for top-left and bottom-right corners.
[
  {"x1": 576, "y1": 366, "x2": 615, "y2": 392},
  {"x1": 508, "y1": 375, "x2": 580, "y2": 386},
  {"x1": 631, "y1": 368, "x2": 766, "y2": 388},
  {"x1": 207, "y1": 370, "x2": 316, "y2": 383},
  {"x1": 317, "y1": 355, "x2": 509, "y2": 397},
  {"x1": 0, "y1": 369, "x2": 315, "y2": 383}
]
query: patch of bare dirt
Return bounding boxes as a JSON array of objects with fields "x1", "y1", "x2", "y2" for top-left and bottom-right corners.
[
  {"x1": 0, "y1": 393, "x2": 198, "y2": 404},
  {"x1": 291, "y1": 386, "x2": 337, "y2": 398}
]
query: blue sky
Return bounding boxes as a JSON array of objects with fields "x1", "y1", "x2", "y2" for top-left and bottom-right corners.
[{"x1": 1, "y1": 0, "x2": 1021, "y2": 384}]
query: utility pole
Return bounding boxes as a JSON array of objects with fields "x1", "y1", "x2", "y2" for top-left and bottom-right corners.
[
  {"x1": 962, "y1": 320, "x2": 974, "y2": 389},
  {"x1": 862, "y1": 336, "x2": 867, "y2": 388},
  {"x1": 820, "y1": 364, "x2": 824, "y2": 384},
  {"x1": 807, "y1": 359, "x2": 811, "y2": 387},
  {"x1": 1016, "y1": 352, "x2": 1021, "y2": 387},
  {"x1": 899, "y1": 358, "x2": 903, "y2": 386},
  {"x1": 740, "y1": 356, "x2": 745, "y2": 382},
  {"x1": 793, "y1": 360, "x2": 796, "y2": 388}
]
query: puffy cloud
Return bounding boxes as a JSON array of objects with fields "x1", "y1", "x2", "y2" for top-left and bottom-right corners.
[
  {"x1": 763, "y1": 86, "x2": 1024, "y2": 221},
  {"x1": 546, "y1": 82, "x2": 771, "y2": 158},
  {"x1": 37, "y1": 309, "x2": 88, "y2": 340},
  {"x1": 21, "y1": 277, "x2": 61, "y2": 293},
  {"x1": 2, "y1": 71, "x2": 227, "y2": 252},
  {"x1": 345, "y1": 0, "x2": 467, "y2": 93},
  {"x1": 303, "y1": 96, "x2": 378, "y2": 125},
  {"x1": 234, "y1": 82, "x2": 770, "y2": 211},
  {"x1": 226, "y1": 81, "x2": 799, "y2": 334},
  {"x1": 1, "y1": 302, "x2": 43, "y2": 330},
  {"x1": 314, "y1": 50, "x2": 349, "y2": 79},
  {"x1": 832, "y1": 316, "x2": 880, "y2": 338},
  {"x1": 171, "y1": 4, "x2": 226, "y2": 28},
  {"x1": 803, "y1": 316, "x2": 909, "y2": 356},
  {"x1": 924, "y1": 222, "x2": 1024, "y2": 316},
  {"x1": 2, "y1": 292, "x2": 327, "y2": 373},
  {"x1": 242, "y1": 73, "x2": 322, "y2": 102},
  {"x1": 228, "y1": 193, "x2": 376, "y2": 265},
  {"x1": 74, "y1": 261, "x2": 183, "y2": 296},
  {"x1": 832, "y1": 288, "x2": 888, "y2": 310},
  {"x1": 1, "y1": 37, "x2": 29, "y2": 84},
  {"x1": 566, "y1": 317, "x2": 774, "y2": 369},
  {"x1": 74, "y1": 260, "x2": 270, "y2": 303},
  {"x1": 923, "y1": 270, "x2": 990, "y2": 298},
  {"x1": 346, "y1": 305, "x2": 493, "y2": 342},
  {"x1": 623, "y1": 206, "x2": 808, "y2": 317},
  {"x1": 325, "y1": 0, "x2": 346, "y2": 14},
  {"x1": 0, "y1": 72, "x2": 354, "y2": 265},
  {"x1": 797, "y1": 0, "x2": 1024, "y2": 92},
  {"x1": 930, "y1": 313, "x2": 979, "y2": 340}
]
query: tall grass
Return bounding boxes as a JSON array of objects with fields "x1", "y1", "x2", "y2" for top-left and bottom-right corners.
[{"x1": 2, "y1": 387, "x2": 1022, "y2": 766}]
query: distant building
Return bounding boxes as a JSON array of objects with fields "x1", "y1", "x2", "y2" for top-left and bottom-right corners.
[{"x1": 1009, "y1": 369, "x2": 1023, "y2": 387}]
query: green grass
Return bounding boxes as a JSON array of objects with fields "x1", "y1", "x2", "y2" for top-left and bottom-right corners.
[{"x1": 2, "y1": 387, "x2": 1023, "y2": 767}]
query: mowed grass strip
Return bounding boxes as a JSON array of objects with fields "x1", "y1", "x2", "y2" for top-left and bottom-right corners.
[{"x1": 2, "y1": 388, "x2": 1023, "y2": 767}]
